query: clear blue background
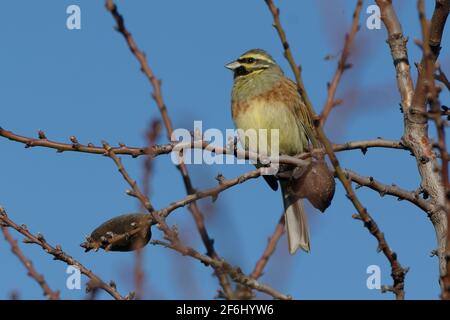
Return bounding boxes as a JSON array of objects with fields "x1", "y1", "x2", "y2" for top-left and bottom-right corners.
[{"x1": 0, "y1": 0, "x2": 448, "y2": 299}]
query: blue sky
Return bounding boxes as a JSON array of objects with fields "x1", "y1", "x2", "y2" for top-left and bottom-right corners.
[{"x1": 0, "y1": 0, "x2": 448, "y2": 299}]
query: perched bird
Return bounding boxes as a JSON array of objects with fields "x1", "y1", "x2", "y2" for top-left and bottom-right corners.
[{"x1": 226, "y1": 48, "x2": 320, "y2": 254}]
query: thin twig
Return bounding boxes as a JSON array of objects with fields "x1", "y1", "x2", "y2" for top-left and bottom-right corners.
[
  {"x1": 142, "y1": 119, "x2": 162, "y2": 199},
  {"x1": 103, "y1": 142, "x2": 155, "y2": 213},
  {"x1": 134, "y1": 119, "x2": 162, "y2": 299},
  {"x1": 2, "y1": 226, "x2": 60, "y2": 300},
  {"x1": 0, "y1": 126, "x2": 407, "y2": 161},
  {"x1": 264, "y1": 0, "x2": 316, "y2": 118},
  {"x1": 250, "y1": 214, "x2": 285, "y2": 280},
  {"x1": 149, "y1": 240, "x2": 291, "y2": 300},
  {"x1": 435, "y1": 66, "x2": 450, "y2": 91},
  {"x1": 104, "y1": 1, "x2": 172, "y2": 136},
  {"x1": 345, "y1": 169, "x2": 433, "y2": 213},
  {"x1": 319, "y1": 0, "x2": 362, "y2": 125},
  {"x1": 0, "y1": 207, "x2": 125, "y2": 300},
  {"x1": 332, "y1": 138, "x2": 406, "y2": 154},
  {"x1": 160, "y1": 169, "x2": 265, "y2": 219},
  {"x1": 0, "y1": 127, "x2": 154, "y2": 157}
]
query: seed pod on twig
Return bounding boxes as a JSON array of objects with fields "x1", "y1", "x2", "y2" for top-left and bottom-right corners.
[
  {"x1": 289, "y1": 159, "x2": 336, "y2": 212},
  {"x1": 81, "y1": 213, "x2": 152, "y2": 252}
]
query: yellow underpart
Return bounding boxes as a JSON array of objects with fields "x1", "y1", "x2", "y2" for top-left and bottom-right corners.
[{"x1": 233, "y1": 97, "x2": 307, "y2": 156}]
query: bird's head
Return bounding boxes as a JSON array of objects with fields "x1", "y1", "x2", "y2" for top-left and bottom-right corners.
[{"x1": 225, "y1": 49, "x2": 280, "y2": 79}]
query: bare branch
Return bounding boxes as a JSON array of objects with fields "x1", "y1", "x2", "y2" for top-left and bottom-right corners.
[
  {"x1": 375, "y1": 0, "x2": 415, "y2": 114},
  {"x1": 0, "y1": 208, "x2": 125, "y2": 300},
  {"x1": 150, "y1": 240, "x2": 291, "y2": 300},
  {"x1": 415, "y1": 0, "x2": 450, "y2": 300},
  {"x1": 160, "y1": 170, "x2": 265, "y2": 219},
  {"x1": 105, "y1": 0, "x2": 172, "y2": 136},
  {"x1": 435, "y1": 66, "x2": 450, "y2": 91},
  {"x1": 134, "y1": 119, "x2": 162, "y2": 299},
  {"x1": 103, "y1": 142, "x2": 155, "y2": 213},
  {"x1": 142, "y1": 119, "x2": 162, "y2": 199},
  {"x1": 2, "y1": 226, "x2": 60, "y2": 300},
  {"x1": 417, "y1": 0, "x2": 449, "y2": 199},
  {"x1": 319, "y1": 0, "x2": 362, "y2": 125},
  {"x1": 345, "y1": 169, "x2": 433, "y2": 213},
  {"x1": 0, "y1": 127, "x2": 154, "y2": 157},
  {"x1": 0, "y1": 126, "x2": 407, "y2": 160},
  {"x1": 264, "y1": 0, "x2": 316, "y2": 118},
  {"x1": 250, "y1": 214, "x2": 285, "y2": 280},
  {"x1": 331, "y1": 138, "x2": 406, "y2": 154},
  {"x1": 428, "y1": 0, "x2": 450, "y2": 58}
]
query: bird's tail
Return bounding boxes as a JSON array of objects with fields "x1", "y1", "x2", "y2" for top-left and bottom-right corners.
[{"x1": 281, "y1": 182, "x2": 310, "y2": 254}]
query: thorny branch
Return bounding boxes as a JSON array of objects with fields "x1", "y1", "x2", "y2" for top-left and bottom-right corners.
[
  {"x1": 0, "y1": 208, "x2": 126, "y2": 300},
  {"x1": 1, "y1": 226, "x2": 60, "y2": 300},
  {"x1": 265, "y1": 0, "x2": 407, "y2": 299}
]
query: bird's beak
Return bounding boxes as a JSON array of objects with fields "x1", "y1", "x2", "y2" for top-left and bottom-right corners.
[{"x1": 225, "y1": 60, "x2": 241, "y2": 71}]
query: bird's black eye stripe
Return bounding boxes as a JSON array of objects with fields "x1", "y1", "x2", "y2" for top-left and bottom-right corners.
[{"x1": 238, "y1": 57, "x2": 256, "y2": 64}]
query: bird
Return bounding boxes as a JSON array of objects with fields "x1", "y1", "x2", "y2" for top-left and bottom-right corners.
[{"x1": 225, "y1": 48, "x2": 319, "y2": 254}]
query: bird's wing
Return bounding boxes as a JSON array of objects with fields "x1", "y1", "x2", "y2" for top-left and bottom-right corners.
[{"x1": 284, "y1": 78, "x2": 320, "y2": 148}]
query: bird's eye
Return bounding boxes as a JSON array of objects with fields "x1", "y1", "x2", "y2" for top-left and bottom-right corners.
[{"x1": 247, "y1": 58, "x2": 255, "y2": 63}]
